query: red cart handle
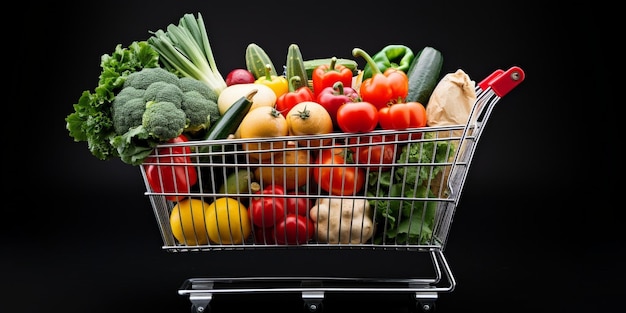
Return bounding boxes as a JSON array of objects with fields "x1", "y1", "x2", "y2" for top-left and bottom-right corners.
[
  {"x1": 477, "y1": 69, "x2": 504, "y2": 90},
  {"x1": 479, "y1": 66, "x2": 525, "y2": 97}
]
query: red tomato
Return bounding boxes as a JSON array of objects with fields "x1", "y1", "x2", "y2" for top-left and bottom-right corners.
[
  {"x1": 348, "y1": 135, "x2": 397, "y2": 171},
  {"x1": 313, "y1": 148, "x2": 366, "y2": 196},
  {"x1": 273, "y1": 213, "x2": 315, "y2": 245},
  {"x1": 284, "y1": 190, "x2": 312, "y2": 216},
  {"x1": 378, "y1": 102, "x2": 427, "y2": 140},
  {"x1": 336, "y1": 101, "x2": 379, "y2": 133},
  {"x1": 144, "y1": 135, "x2": 197, "y2": 202},
  {"x1": 249, "y1": 185, "x2": 286, "y2": 228}
]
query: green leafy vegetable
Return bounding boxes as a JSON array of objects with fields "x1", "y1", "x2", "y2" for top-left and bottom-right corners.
[
  {"x1": 147, "y1": 13, "x2": 227, "y2": 95},
  {"x1": 368, "y1": 132, "x2": 455, "y2": 244},
  {"x1": 65, "y1": 41, "x2": 159, "y2": 161}
]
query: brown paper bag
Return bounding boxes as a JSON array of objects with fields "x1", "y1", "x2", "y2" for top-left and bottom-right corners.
[
  {"x1": 425, "y1": 69, "x2": 476, "y2": 198},
  {"x1": 426, "y1": 69, "x2": 476, "y2": 129}
]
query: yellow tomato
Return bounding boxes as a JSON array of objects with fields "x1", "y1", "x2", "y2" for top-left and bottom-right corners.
[
  {"x1": 205, "y1": 197, "x2": 251, "y2": 244},
  {"x1": 239, "y1": 106, "x2": 289, "y2": 161},
  {"x1": 170, "y1": 198, "x2": 210, "y2": 246},
  {"x1": 254, "y1": 146, "x2": 312, "y2": 190},
  {"x1": 285, "y1": 101, "x2": 334, "y2": 147}
]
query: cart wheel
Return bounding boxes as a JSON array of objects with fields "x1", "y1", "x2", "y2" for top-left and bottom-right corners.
[
  {"x1": 416, "y1": 301, "x2": 436, "y2": 312},
  {"x1": 191, "y1": 303, "x2": 211, "y2": 313},
  {"x1": 303, "y1": 301, "x2": 324, "y2": 312}
]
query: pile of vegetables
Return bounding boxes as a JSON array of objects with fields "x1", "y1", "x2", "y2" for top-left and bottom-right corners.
[
  {"x1": 66, "y1": 13, "x2": 226, "y2": 165},
  {"x1": 66, "y1": 12, "x2": 481, "y2": 247}
]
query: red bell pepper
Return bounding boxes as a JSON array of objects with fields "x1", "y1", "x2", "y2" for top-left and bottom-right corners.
[
  {"x1": 275, "y1": 76, "x2": 314, "y2": 115},
  {"x1": 311, "y1": 56, "x2": 354, "y2": 97},
  {"x1": 316, "y1": 81, "x2": 359, "y2": 129},
  {"x1": 143, "y1": 134, "x2": 197, "y2": 202},
  {"x1": 352, "y1": 48, "x2": 409, "y2": 110}
]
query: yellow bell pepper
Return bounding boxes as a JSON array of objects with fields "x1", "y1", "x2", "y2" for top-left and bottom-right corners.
[{"x1": 255, "y1": 64, "x2": 288, "y2": 98}]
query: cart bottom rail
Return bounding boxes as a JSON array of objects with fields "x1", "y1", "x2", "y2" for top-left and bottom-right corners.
[{"x1": 179, "y1": 249, "x2": 454, "y2": 312}]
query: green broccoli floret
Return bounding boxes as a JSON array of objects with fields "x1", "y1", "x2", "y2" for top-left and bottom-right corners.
[
  {"x1": 179, "y1": 77, "x2": 219, "y2": 102},
  {"x1": 111, "y1": 87, "x2": 147, "y2": 135},
  {"x1": 112, "y1": 97, "x2": 147, "y2": 135},
  {"x1": 123, "y1": 67, "x2": 180, "y2": 90},
  {"x1": 142, "y1": 101, "x2": 187, "y2": 141},
  {"x1": 113, "y1": 86, "x2": 146, "y2": 107},
  {"x1": 143, "y1": 81, "x2": 184, "y2": 108},
  {"x1": 181, "y1": 91, "x2": 220, "y2": 133}
]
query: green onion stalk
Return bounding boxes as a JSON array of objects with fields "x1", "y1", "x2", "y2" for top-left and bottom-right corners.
[{"x1": 148, "y1": 13, "x2": 227, "y2": 95}]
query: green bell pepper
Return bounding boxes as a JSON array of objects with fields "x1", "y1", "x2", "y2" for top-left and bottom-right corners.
[{"x1": 361, "y1": 44, "x2": 415, "y2": 80}]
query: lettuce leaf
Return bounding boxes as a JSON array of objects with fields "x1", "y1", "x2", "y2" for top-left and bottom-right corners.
[{"x1": 369, "y1": 132, "x2": 455, "y2": 244}]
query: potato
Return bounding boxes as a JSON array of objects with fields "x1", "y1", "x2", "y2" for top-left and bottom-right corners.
[{"x1": 217, "y1": 83, "x2": 276, "y2": 115}]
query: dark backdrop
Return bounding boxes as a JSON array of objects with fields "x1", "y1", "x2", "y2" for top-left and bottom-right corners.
[{"x1": 9, "y1": 1, "x2": 609, "y2": 312}]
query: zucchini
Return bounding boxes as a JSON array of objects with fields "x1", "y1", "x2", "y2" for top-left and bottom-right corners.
[
  {"x1": 245, "y1": 43, "x2": 277, "y2": 80},
  {"x1": 285, "y1": 43, "x2": 308, "y2": 90},
  {"x1": 303, "y1": 58, "x2": 358, "y2": 80},
  {"x1": 205, "y1": 89, "x2": 256, "y2": 141},
  {"x1": 405, "y1": 46, "x2": 444, "y2": 106}
]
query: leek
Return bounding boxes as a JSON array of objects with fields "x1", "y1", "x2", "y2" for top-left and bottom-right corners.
[{"x1": 148, "y1": 13, "x2": 227, "y2": 95}]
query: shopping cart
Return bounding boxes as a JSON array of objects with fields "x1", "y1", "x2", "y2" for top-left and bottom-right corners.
[{"x1": 140, "y1": 66, "x2": 525, "y2": 312}]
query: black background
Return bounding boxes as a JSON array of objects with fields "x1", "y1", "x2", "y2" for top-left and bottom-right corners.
[{"x1": 8, "y1": 1, "x2": 612, "y2": 312}]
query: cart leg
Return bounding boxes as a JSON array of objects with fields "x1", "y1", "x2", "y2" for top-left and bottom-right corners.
[
  {"x1": 189, "y1": 280, "x2": 214, "y2": 313},
  {"x1": 302, "y1": 281, "x2": 324, "y2": 313},
  {"x1": 413, "y1": 291, "x2": 438, "y2": 312},
  {"x1": 189, "y1": 292, "x2": 212, "y2": 313},
  {"x1": 301, "y1": 286, "x2": 325, "y2": 313}
]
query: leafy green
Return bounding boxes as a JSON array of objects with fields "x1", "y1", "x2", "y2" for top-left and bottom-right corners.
[
  {"x1": 65, "y1": 41, "x2": 159, "y2": 161},
  {"x1": 368, "y1": 132, "x2": 455, "y2": 244},
  {"x1": 109, "y1": 125, "x2": 155, "y2": 165}
]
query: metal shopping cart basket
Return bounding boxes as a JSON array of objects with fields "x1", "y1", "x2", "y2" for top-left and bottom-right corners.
[{"x1": 139, "y1": 66, "x2": 525, "y2": 312}]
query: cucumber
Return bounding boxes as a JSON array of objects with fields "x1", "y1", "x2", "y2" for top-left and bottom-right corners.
[
  {"x1": 205, "y1": 89, "x2": 256, "y2": 141},
  {"x1": 303, "y1": 58, "x2": 358, "y2": 80},
  {"x1": 245, "y1": 43, "x2": 277, "y2": 80},
  {"x1": 405, "y1": 46, "x2": 444, "y2": 106},
  {"x1": 285, "y1": 43, "x2": 308, "y2": 90}
]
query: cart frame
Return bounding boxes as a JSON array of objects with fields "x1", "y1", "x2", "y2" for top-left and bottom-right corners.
[{"x1": 139, "y1": 66, "x2": 525, "y2": 312}]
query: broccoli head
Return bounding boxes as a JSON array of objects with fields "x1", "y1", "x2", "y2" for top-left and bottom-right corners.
[
  {"x1": 123, "y1": 67, "x2": 180, "y2": 90},
  {"x1": 181, "y1": 91, "x2": 220, "y2": 133},
  {"x1": 113, "y1": 67, "x2": 221, "y2": 141},
  {"x1": 143, "y1": 81, "x2": 184, "y2": 107},
  {"x1": 142, "y1": 101, "x2": 187, "y2": 141}
]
